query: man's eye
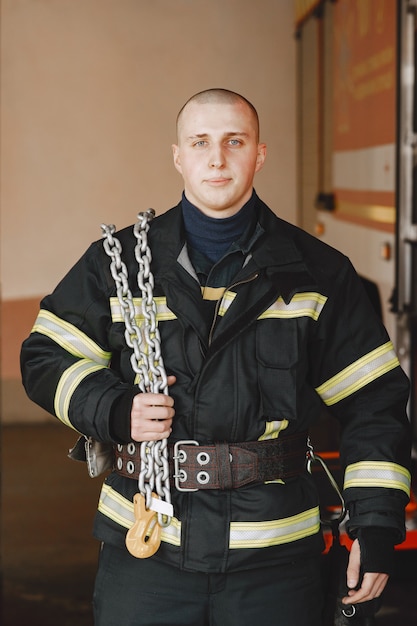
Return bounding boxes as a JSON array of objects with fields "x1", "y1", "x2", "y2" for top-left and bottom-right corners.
[
  {"x1": 228, "y1": 139, "x2": 242, "y2": 146},
  {"x1": 194, "y1": 140, "x2": 207, "y2": 147}
]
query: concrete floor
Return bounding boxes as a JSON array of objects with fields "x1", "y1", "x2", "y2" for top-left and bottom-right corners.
[
  {"x1": 1, "y1": 423, "x2": 416, "y2": 626},
  {"x1": 1, "y1": 423, "x2": 100, "y2": 625}
]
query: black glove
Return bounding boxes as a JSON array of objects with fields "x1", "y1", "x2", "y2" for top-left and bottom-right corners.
[
  {"x1": 356, "y1": 526, "x2": 396, "y2": 575},
  {"x1": 322, "y1": 523, "x2": 392, "y2": 625}
]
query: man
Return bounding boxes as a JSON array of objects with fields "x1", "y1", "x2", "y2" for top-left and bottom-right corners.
[{"x1": 21, "y1": 89, "x2": 411, "y2": 625}]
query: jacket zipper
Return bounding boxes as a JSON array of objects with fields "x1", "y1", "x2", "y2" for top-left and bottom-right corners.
[
  {"x1": 207, "y1": 272, "x2": 259, "y2": 347},
  {"x1": 191, "y1": 271, "x2": 260, "y2": 438}
]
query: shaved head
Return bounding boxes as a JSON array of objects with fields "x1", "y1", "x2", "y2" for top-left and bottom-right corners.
[
  {"x1": 172, "y1": 88, "x2": 266, "y2": 218},
  {"x1": 176, "y1": 88, "x2": 260, "y2": 142}
]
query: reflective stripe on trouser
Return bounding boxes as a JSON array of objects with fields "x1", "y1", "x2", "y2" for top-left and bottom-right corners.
[{"x1": 93, "y1": 543, "x2": 323, "y2": 626}]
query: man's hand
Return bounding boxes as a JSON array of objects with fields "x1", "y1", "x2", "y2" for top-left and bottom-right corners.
[
  {"x1": 130, "y1": 376, "x2": 176, "y2": 441},
  {"x1": 342, "y1": 538, "x2": 389, "y2": 605}
]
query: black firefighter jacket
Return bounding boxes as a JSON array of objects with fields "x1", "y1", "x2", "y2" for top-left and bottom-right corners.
[{"x1": 20, "y1": 197, "x2": 411, "y2": 574}]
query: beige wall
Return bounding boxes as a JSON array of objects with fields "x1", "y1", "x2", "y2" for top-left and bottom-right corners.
[{"x1": 1, "y1": 0, "x2": 297, "y2": 421}]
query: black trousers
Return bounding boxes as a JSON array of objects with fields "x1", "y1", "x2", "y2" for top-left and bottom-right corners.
[{"x1": 93, "y1": 543, "x2": 323, "y2": 626}]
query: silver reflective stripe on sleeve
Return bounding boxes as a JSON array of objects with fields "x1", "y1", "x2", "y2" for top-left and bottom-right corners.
[
  {"x1": 315, "y1": 341, "x2": 400, "y2": 406},
  {"x1": 31, "y1": 310, "x2": 112, "y2": 428},
  {"x1": 54, "y1": 360, "x2": 104, "y2": 428},
  {"x1": 32, "y1": 309, "x2": 112, "y2": 364},
  {"x1": 344, "y1": 461, "x2": 411, "y2": 496}
]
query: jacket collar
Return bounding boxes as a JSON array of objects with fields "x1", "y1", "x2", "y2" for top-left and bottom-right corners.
[
  {"x1": 149, "y1": 197, "x2": 319, "y2": 296},
  {"x1": 149, "y1": 196, "x2": 306, "y2": 273},
  {"x1": 147, "y1": 198, "x2": 319, "y2": 349},
  {"x1": 238, "y1": 197, "x2": 318, "y2": 304}
]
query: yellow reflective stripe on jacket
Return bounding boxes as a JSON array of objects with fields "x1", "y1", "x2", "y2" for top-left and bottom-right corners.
[
  {"x1": 201, "y1": 286, "x2": 226, "y2": 301},
  {"x1": 110, "y1": 297, "x2": 176, "y2": 323},
  {"x1": 98, "y1": 483, "x2": 134, "y2": 528},
  {"x1": 258, "y1": 421, "x2": 289, "y2": 484},
  {"x1": 229, "y1": 506, "x2": 320, "y2": 549},
  {"x1": 344, "y1": 461, "x2": 411, "y2": 496},
  {"x1": 32, "y1": 309, "x2": 112, "y2": 365},
  {"x1": 258, "y1": 292, "x2": 327, "y2": 321},
  {"x1": 54, "y1": 360, "x2": 105, "y2": 428},
  {"x1": 315, "y1": 341, "x2": 400, "y2": 406},
  {"x1": 98, "y1": 483, "x2": 181, "y2": 546},
  {"x1": 218, "y1": 290, "x2": 237, "y2": 316},
  {"x1": 258, "y1": 419, "x2": 289, "y2": 441},
  {"x1": 98, "y1": 485, "x2": 319, "y2": 551}
]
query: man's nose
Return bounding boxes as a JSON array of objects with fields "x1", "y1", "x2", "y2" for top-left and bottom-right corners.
[{"x1": 209, "y1": 145, "x2": 225, "y2": 168}]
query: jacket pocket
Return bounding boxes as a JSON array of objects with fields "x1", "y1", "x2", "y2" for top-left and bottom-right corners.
[{"x1": 256, "y1": 319, "x2": 298, "y2": 420}]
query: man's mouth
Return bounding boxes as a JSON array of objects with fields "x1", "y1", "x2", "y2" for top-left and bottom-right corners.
[{"x1": 206, "y1": 177, "x2": 231, "y2": 185}]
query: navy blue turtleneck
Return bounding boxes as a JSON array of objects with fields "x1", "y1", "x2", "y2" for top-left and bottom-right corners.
[{"x1": 181, "y1": 191, "x2": 257, "y2": 264}]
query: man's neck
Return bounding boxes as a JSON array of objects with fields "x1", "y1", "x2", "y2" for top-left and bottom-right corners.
[{"x1": 181, "y1": 192, "x2": 256, "y2": 264}]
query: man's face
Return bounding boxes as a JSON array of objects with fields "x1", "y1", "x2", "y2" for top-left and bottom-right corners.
[{"x1": 172, "y1": 101, "x2": 266, "y2": 218}]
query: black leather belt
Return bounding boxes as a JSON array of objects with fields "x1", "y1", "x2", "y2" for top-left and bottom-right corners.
[{"x1": 114, "y1": 432, "x2": 308, "y2": 491}]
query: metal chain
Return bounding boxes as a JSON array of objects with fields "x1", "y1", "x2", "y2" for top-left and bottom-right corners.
[{"x1": 101, "y1": 210, "x2": 172, "y2": 527}]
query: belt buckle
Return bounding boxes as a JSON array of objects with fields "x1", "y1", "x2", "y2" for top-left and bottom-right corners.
[{"x1": 173, "y1": 440, "x2": 199, "y2": 492}]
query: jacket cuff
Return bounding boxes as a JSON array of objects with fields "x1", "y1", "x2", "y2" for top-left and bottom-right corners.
[
  {"x1": 346, "y1": 493, "x2": 408, "y2": 544},
  {"x1": 357, "y1": 527, "x2": 397, "y2": 575},
  {"x1": 109, "y1": 387, "x2": 140, "y2": 443}
]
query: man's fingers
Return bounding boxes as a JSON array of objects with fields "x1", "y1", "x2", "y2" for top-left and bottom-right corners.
[
  {"x1": 132, "y1": 392, "x2": 174, "y2": 412},
  {"x1": 130, "y1": 391, "x2": 175, "y2": 441},
  {"x1": 346, "y1": 539, "x2": 361, "y2": 590},
  {"x1": 133, "y1": 425, "x2": 172, "y2": 441},
  {"x1": 342, "y1": 540, "x2": 389, "y2": 605},
  {"x1": 343, "y1": 572, "x2": 389, "y2": 604},
  {"x1": 142, "y1": 404, "x2": 175, "y2": 421},
  {"x1": 134, "y1": 391, "x2": 175, "y2": 406},
  {"x1": 131, "y1": 417, "x2": 172, "y2": 441}
]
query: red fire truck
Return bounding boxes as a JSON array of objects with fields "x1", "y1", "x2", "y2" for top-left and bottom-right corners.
[{"x1": 295, "y1": 0, "x2": 417, "y2": 555}]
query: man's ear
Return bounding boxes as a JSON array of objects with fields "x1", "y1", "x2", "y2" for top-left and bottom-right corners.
[
  {"x1": 255, "y1": 143, "x2": 267, "y2": 173},
  {"x1": 172, "y1": 144, "x2": 182, "y2": 174}
]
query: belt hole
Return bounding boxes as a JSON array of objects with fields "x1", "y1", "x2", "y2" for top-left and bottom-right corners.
[
  {"x1": 126, "y1": 460, "x2": 135, "y2": 474},
  {"x1": 197, "y1": 452, "x2": 210, "y2": 465},
  {"x1": 117, "y1": 457, "x2": 123, "y2": 471},
  {"x1": 127, "y1": 443, "x2": 136, "y2": 455},
  {"x1": 177, "y1": 450, "x2": 187, "y2": 463},
  {"x1": 197, "y1": 471, "x2": 210, "y2": 485},
  {"x1": 178, "y1": 469, "x2": 187, "y2": 483}
]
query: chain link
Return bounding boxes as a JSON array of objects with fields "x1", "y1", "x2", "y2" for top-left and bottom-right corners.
[{"x1": 101, "y1": 210, "x2": 172, "y2": 527}]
